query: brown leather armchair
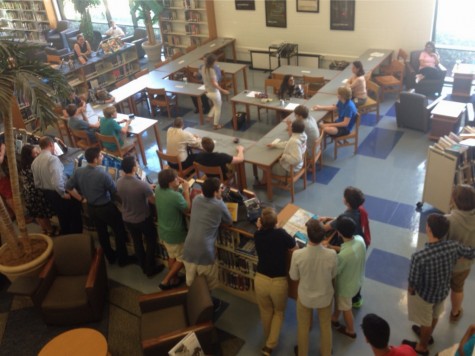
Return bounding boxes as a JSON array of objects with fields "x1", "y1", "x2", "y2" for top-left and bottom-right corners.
[
  {"x1": 32, "y1": 234, "x2": 108, "y2": 325},
  {"x1": 123, "y1": 28, "x2": 147, "y2": 58},
  {"x1": 139, "y1": 275, "x2": 215, "y2": 356},
  {"x1": 406, "y1": 50, "x2": 447, "y2": 97}
]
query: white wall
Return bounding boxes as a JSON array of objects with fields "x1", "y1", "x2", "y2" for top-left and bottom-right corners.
[{"x1": 214, "y1": 0, "x2": 436, "y2": 63}]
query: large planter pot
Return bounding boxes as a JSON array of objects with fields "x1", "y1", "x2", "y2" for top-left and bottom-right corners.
[
  {"x1": 0, "y1": 234, "x2": 53, "y2": 282},
  {"x1": 142, "y1": 40, "x2": 162, "y2": 63}
]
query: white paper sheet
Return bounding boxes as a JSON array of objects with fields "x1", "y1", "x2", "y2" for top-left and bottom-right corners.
[
  {"x1": 246, "y1": 91, "x2": 260, "y2": 97},
  {"x1": 285, "y1": 103, "x2": 299, "y2": 110},
  {"x1": 370, "y1": 52, "x2": 384, "y2": 57},
  {"x1": 198, "y1": 85, "x2": 205, "y2": 90}
]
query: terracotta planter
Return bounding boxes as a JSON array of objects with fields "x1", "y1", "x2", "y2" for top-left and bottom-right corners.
[
  {"x1": 142, "y1": 41, "x2": 162, "y2": 63},
  {"x1": 0, "y1": 234, "x2": 53, "y2": 282}
]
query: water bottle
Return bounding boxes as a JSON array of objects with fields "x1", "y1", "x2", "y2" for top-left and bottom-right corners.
[{"x1": 183, "y1": 77, "x2": 188, "y2": 85}]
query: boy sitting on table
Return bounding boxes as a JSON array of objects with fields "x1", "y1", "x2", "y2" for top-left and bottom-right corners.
[
  {"x1": 312, "y1": 86, "x2": 357, "y2": 137},
  {"x1": 255, "y1": 119, "x2": 307, "y2": 186}
]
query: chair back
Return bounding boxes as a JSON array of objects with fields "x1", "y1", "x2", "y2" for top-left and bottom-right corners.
[
  {"x1": 303, "y1": 76, "x2": 325, "y2": 96},
  {"x1": 171, "y1": 52, "x2": 182, "y2": 60},
  {"x1": 358, "y1": 80, "x2": 380, "y2": 120},
  {"x1": 147, "y1": 88, "x2": 168, "y2": 106},
  {"x1": 395, "y1": 91, "x2": 430, "y2": 131},
  {"x1": 53, "y1": 234, "x2": 93, "y2": 276},
  {"x1": 186, "y1": 276, "x2": 213, "y2": 325},
  {"x1": 70, "y1": 129, "x2": 96, "y2": 149},
  {"x1": 115, "y1": 77, "x2": 130, "y2": 88},
  {"x1": 303, "y1": 75, "x2": 325, "y2": 84},
  {"x1": 193, "y1": 161, "x2": 224, "y2": 182},
  {"x1": 95, "y1": 132, "x2": 122, "y2": 155},
  {"x1": 134, "y1": 68, "x2": 149, "y2": 79},
  {"x1": 397, "y1": 48, "x2": 409, "y2": 62},
  {"x1": 264, "y1": 79, "x2": 281, "y2": 96},
  {"x1": 272, "y1": 73, "x2": 284, "y2": 80},
  {"x1": 155, "y1": 59, "x2": 170, "y2": 69},
  {"x1": 308, "y1": 132, "x2": 324, "y2": 183}
]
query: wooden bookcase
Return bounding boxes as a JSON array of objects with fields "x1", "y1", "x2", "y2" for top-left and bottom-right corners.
[
  {"x1": 59, "y1": 44, "x2": 140, "y2": 95},
  {"x1": 159, "y1": 0, "x2": 217, "y2": 57},
  {"x1": 0, "y1": 0, "x2": 56, "y2": 42}
]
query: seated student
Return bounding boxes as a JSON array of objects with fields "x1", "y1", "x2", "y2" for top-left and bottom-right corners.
[
  {"x1": 266, "y1": 119, "x2": 307, "y2": 177},
  {"x1": 361, "y1": 314, "x2": 417, "y2": 355},
  {"x1": 348, "y1": 61, "x2": 367, "y2": 107},
  {"x1": 286, "y1": 105, "x2": 319, "y2": 159},
  {"x1": 417, "y1": 41, "x2": 441, "y2": 81},
  {"x1": 74, "y1": 34, "x2": 92, "y2": 65},
  {"x1": 99, "y1": 106, "x2": 133, "y2": 151},
  {"x1": 62, "y1": 91, "x2": 86, "y2": 119},
  {"x1": 312, "y1": 86, "x2": 358, "y2": 137},
  {"x1": 66, "y1": 104, "x2": 99, "y2": 144},
  {"x1": 105, "y1": 21, "x2": 125, "y2": 38},
  {"x1": 279, "y1": 75, "x2": 303, "y2": 100},
  {"x1": 166, "y1": 117, "x2": 202, "y2": 170},
  {"x1": 194, "y1": 137, "x2": 244, "y2": 180}
]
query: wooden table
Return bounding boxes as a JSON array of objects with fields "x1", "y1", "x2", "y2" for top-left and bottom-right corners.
[
  {"x1": 189, "y1": 60, "x2": 249, "y2": 95},
  {"x1": 39, "y1": 328, "x2": 108, "y2": 356},
  {"x1": 231, "y1": 90, "x2": 307, "y2": 130},
  {"x1": 185, "y1": 127, "x2": 256, "y2": 190},
  {"x1": 452, "y1": 63, "x2": 475, "y2": 98},
  {"x1": 272, "y1": 65, "x2": 341, "y2": 82},
  {"x1": 429, "y1": 100, "x2": 467, "y2": 140}
]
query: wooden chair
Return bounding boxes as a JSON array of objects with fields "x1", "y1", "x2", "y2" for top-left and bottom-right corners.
[
  {"x1": 156, "y1": 149, "x2": 194, "y2": 178},
  {"x1": 56, "y1": 118, "x2": 73, "y2": 147},
  {"x1": 186, "y1": 44, "x2": 197, "y2": 53},
  {"x1": 373, "y1": 49, "x2": 407, "y2": 101},
  {"x1": 325, "y1": 113, "x2": 361, "y2": 159},
  {"x1": 146, "y1": 87, "x2": 178, "y2": 119},
  {"x1": 272, "y1": 73, "x2": 284, "y2": 80},
  {"x1": 114, "y1": 78, "x2": 133, "y2": 113},
  {"x1": 133, "y1": 69, "x2": 150, "y2": 112},
  {"x1": 307, "y1": 132, "x2": 324, "y2": 183},
  {"x1": 303, "y1": 75, "x2": 325, "y2": 97},
  {"x1": 70, "y1": 129, "x2": 99, "y2": 150},
  {"x1": 270, "y1": 157, "x2": 307, "y2": 203},
  {"x1": 95, "y1": 132, "x2": 137, "y2": 159},
  {"x1": 155, "y1": 58, "x2": 170, "y2": 69},
  {"x1": 358, "y1": 80, "x2": 381, "y2": 122},
  {"x1": 134, "y1": 68, "x2": 149, "y2": 79},
  {"x1": 258, "y1": 78, "x2": 282, "y2": 120},
  {"x1": 193, "y1": 161, "x2": 225, "y2": 183},
  {"x1": 220, "y1": 70, "x2": 234, "y2": 101},
  {"x1": 171, "y1": 52, "x2": 182, "y2": 60}
]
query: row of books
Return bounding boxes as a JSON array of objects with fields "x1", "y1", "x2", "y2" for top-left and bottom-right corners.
[
  {"x1": 219, "y1": 269, "x2": 254, "y2": 292},
  {"x1": 5, "y1": 11, "x2": 47, "y2": 21},
  {"x1": 2, "y1": 2, "x2": 45, "y2": 11},
  {"x1": 185, "y1": 23, "x2": 200, "y2": 35},
  {"x1": 185, "y1": 11, "x2": 201, "y2": 22},
  {"x1": 217, "y1": 249, "x2": 257, "y2": 276}
]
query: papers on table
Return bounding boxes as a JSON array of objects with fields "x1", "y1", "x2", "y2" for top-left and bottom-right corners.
[
  {"x1": 178, "y1": 60, "x2": 185, "y2": 64},
  {"x1": 341, "y1": 78, "x2": 348, "y2": 84},
  {"x1": 460, "y1": 138, "x2": 475, "y2": 147},
  {"x1": 285, "y1": 102, "x2": 299, "y2": 111},
  {"x1": 246, "y1": 91, "x2": 260, "y2": 97},
  {"x1": 282, "y1": 208, "x2": 318, "y2": 246},
  {"x1": 271, "y1": 138, "x2": 281, "y2": 145},
  {"x1": 370, "y1": 52, "x2": 385, "y2": 57},
  {"x1": 174, "y1": 85, "x2": 184, "y2": 88},
  {"x1": 198, "y1": 85, "x2": 205, "y2": 90},
  {"x1": 300, "y1": 70, "x2": 311, "y2": 74}
]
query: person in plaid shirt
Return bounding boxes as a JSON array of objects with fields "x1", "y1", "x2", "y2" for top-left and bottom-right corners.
[{"x1": 402, "y1": 213, "x2": 475, "y2": 356}]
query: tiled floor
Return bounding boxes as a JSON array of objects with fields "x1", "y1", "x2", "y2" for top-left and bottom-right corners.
[{"x1": 47, "y1": 69, "x2": 475, "y2": 354}]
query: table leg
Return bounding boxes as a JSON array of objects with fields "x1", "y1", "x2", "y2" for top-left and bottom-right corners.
[
  {"x1": 232, "y1": 73, "x2": 238, "y2": 96},
  {"x1": 243, "y1": 67, "x2": 248, "y2": 90},
  {"x1": 136, "y1": 134, "x2": 147, "y2": 166},
  {"x1": 232, "y1": 102, "x2": 237, "y2": 130},
  {"x1": 236, "y1": 163, "x2": 247, "y2": 190},
  {"x1": 246, "y1": 104, "x2": 250, "y2": 123},
  {"x1": 265, "y1": 167, "x2": 273, "y2": 201},
  {"x1": 197, "y1": 96, "x2": 204, "y2": 125},
  {"x1": 231, "y1": 41, "x2": 237, "y2": 62},
  {"x1": 153, "y1": 122, "x2": 162, "y2": 151}
]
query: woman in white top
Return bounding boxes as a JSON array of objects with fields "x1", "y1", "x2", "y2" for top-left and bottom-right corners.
[
  {"x1": 347, "y1": 61, "x2": 367, "y2": 107},
  {"x1": 200, "y1": 54, "x2": 229, "y2": 130}
]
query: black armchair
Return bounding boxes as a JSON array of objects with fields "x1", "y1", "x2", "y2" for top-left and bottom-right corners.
[
  {"x1": 395, "y1": 91, "x2": 440, "y2": 132},
  {"x1": 123, "y1": 28, "x2": 147, "y2": 58},
  {"x1": 63, "y1": 29, "x2": 81, "y2": 52},
  {"x1": 44, "y1": 20, "x2": 71, "y2": 50},
  {"x1": 406, "y1": 50, "x2": 447, "y2": 97}
]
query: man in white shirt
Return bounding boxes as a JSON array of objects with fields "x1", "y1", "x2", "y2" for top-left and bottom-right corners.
[
  {"x1": 105, "y1": 21, "x2": 125, "y2": 38},
  {"x1": 290, "y1": 219, "x2": 337, "y2": 356},
  {"x1": 166, "y1": 117, "x2": 201, "y2": 169}
]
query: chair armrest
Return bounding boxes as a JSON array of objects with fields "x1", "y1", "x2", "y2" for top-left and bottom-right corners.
[
  {"x1": 33, "y1": 258, "x2": 56, "y2": 306},
  {"x1": 86, "y1": 247, "x2": 105, "y2": 289},
  {"x1": 142, "y1": 321, "x2": 214, "y2": 352},
  {"x1": 438, "y1": 63, "x2": 447, "y2": 73},
  {"x1": 86, "y1": 248, "x2": 108, "y2": 317},
  {"x1": 122, "y1": 34, "x2": 135, "y2": 43},
  {"x1": 139, "y1": 288, "x2": 188, "y2": 313}
]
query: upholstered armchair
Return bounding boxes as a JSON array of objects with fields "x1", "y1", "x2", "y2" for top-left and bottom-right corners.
[
  {"x1": 406, "y1": 50, "x2": 447, "y2": 97},
  {"x1": 395, "y1": 91, "x2": 440, "y2": 132},
  {"x1": 123, "y1": 28, "x2": 147, "y2": 58},
  {"x1": 32, "y1": 234, "x2": 108, "y2": 326},
  {"x1": 139, "y1": 275, "x2": 215, "y2": 356},
  {"x1": 63, "y1": 29, "x2": 81, "y2": 52},
  {"x1": 44, "y1": 20, "x2": 71, "y2": 50}
]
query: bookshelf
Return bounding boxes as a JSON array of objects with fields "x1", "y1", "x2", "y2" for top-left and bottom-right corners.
[
  {"x1": 159, "y1": 0, "x2": 217, "y2": 58},
  {"x1": 0, "y1": 0, "x2": 56, "y2": 42},
  {"x1": 57, "y1": 44, "x2": 140, "y2": 95}
]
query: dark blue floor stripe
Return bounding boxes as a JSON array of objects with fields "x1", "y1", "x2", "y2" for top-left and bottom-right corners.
[
  {"x1": 358, "y1": 128, "x2": 404, "y2": 159},
  {"x1": 365, "y1": 248, "x2": 410, "y2": 289},
  {"x1": 306, "y1": 164, "x2": 340, "y2": 184}
]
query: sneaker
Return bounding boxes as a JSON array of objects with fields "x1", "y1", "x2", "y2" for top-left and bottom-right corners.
[{"x1": 352, "y1": 298, "x2": 363, "y2": 309}]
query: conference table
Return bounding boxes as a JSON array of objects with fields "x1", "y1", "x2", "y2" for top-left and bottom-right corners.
[
  {"x1": 230, "y1": 90, "x2": 307, "y2": 130},
  {"x1": 272, "y1": 65, "x2": 341, "y2": 82},
  {"x1": 185, "y1": 127, "x2": 256, "y2": 190}
]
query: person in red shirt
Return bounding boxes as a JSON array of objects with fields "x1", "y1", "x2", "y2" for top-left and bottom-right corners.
[{"x1": 362, "y1": 313, "x2": 417, "y2": 355}]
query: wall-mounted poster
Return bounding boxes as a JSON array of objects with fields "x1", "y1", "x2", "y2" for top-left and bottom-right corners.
[
  {"x1": 265, "y1": 0, "x2": 287, "y2": 28},
  {"x1": 235, "y1": 0, "x2": 255, "y2": 10},
  {"x1": 297, "y1": 0, "x2": 319, "y2": 13},
  {"x1": 330, "y1": 0, "x2": 355, "y2": 31}
]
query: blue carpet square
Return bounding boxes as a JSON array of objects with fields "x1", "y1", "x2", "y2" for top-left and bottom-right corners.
[
  {"x1": 224, "y1": 119, "x2": 257, "y2": 132},
  {"x1": 162, "y1": 118, "x2": 198, "y2": 131},
  {"x1": 385, "y1": 104, "x2": 396, "y2": 117},
  {"x1": 365, "y1": 195, "x2": 419, "y2": 230},
  {"x1": 306, "y1": 164, "x2": 340, "y2": 185},
  {"x1": 366, "y1": 248, "x2": 410, "y2": 289},
  {"x1": 361, "y1": 113, "x2": 378, "y2": 127},
  {"x1": 358, "y1": 128, "x2": 403, "y2": 159}
]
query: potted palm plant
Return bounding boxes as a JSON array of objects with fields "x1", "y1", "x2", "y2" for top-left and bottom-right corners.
[
  {"x1": 0, "y1": 40, "x2": 71, "y2": 281},
  {"x1": 129, "y1": 0, "x2": 164, "y2": 63}
]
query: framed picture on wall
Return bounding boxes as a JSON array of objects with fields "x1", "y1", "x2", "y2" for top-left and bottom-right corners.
[
  {"x1": 265, "y1": 0, "x2": 287, "y2": 28},
  {"x1": 296, "y1": 0, "x2": 319, "y2": 13},
  {"x1": 330, "y1": 0, "x2": 355, "y2": 31},
  {"x1": 235, "y1": 0, "x2": 255, "y2": 10}
]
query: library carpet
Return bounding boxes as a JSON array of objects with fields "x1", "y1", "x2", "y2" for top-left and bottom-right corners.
[{"x1": 0, "y1": 279, "x2": 244, "y2": 356}]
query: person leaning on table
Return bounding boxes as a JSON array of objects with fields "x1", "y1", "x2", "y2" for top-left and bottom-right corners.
[
  {"x1": 312, "y1": 86, "x2": 358, "y2": 138},
  {"x1": 254, "y1": 207, "x2": 296, "y2": 356}
]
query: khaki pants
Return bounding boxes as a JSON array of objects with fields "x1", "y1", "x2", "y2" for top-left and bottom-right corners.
[
  {"x1": 297, "y1": 298, "x2": 332, "y2": 356},
  {"x1": 254, "y1": 273, "x2": 288, "y2": 349}
]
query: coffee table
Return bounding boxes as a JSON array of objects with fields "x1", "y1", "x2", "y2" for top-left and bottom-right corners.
[
  {"x1": 38, "y1": 328, "x2": 108, "y2": 356},
  {"x1": 429, "y1": 100, "x2": 467, "y2": 140}
]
